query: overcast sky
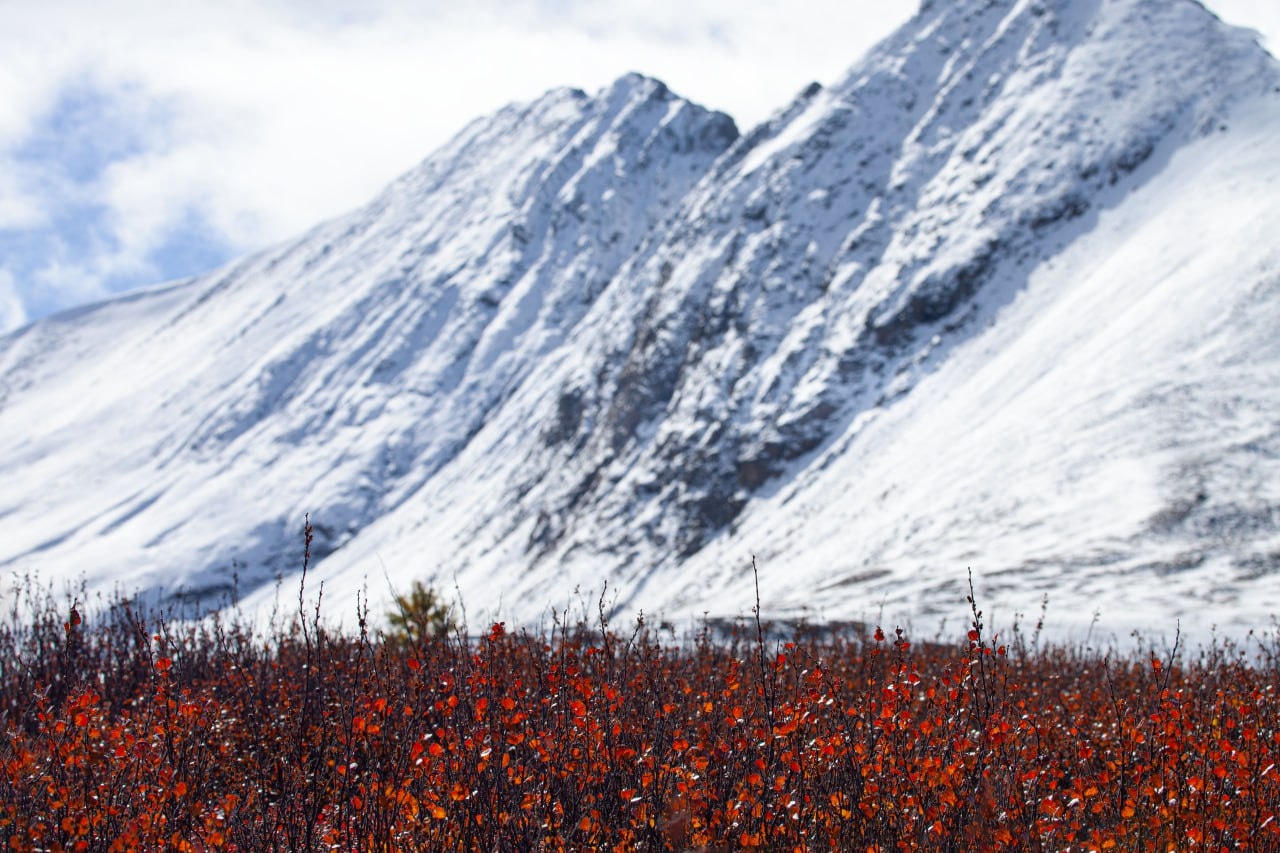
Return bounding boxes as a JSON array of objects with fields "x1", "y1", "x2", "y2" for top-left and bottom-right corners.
[{"x1": 0, "y1": 0, "x2": 1275, "y2": 332}]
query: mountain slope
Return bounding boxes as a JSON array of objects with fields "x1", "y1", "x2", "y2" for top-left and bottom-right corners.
[
  {"x1": 295, "y1": 0, "x2": 1279, "y2": 634},
  {"x1": 692, "y1": 95, "x2": 1280, "y2": 634},
  {"x1": 2, "y1": 0, "x2": 1278, "y2": 636},
  {"x1": 0, "y1": 74, "x2": 738, "y2": 599}
]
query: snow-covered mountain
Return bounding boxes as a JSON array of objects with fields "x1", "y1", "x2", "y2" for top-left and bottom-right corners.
[{"x1": 3, "y1": 0, "x2": 1279, "y2": 637}]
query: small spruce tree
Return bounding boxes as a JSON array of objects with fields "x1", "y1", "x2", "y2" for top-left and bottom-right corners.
[{"x1": 385, "y1": 580, "x2": 456, "y2": 645}]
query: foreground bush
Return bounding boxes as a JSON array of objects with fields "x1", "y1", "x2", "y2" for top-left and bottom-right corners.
[{"x1": 2, "y1": 569, "x2": 1278, "y2": 851}]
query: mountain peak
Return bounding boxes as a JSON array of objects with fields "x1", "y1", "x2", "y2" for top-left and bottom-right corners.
[{"x1": 605, "y1": 71, "x2": 669, "y2": 98}]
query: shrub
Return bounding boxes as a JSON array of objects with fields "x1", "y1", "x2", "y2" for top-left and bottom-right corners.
[{"x1": 0, "y1": 569, "x2": 1276, "y2": 850}]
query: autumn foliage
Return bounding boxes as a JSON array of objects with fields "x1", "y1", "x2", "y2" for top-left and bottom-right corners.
[{"x1": 2, "y1": 568, "x2": 1279, "y2": 851}]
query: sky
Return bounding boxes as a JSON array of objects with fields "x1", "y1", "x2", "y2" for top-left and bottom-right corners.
[{"x1": 0, "y1": 0, "x2": 1276, "y2": 333}]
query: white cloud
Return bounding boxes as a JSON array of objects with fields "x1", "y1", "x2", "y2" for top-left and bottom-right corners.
[
  {"x1": 0, "y1": 269, "x2": 27, "y2": 333},
  {"x1": 0, "y1": 168, "x2": 45, "y2": 231}
]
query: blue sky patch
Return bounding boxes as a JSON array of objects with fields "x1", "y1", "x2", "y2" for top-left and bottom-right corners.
[{"x1": 0, "y1": 81, "x2": 234, "y2": 328}]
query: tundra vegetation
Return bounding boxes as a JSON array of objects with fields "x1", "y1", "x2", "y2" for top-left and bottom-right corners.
[{"x1": 2, "y1": 529, "x2": 1278, "y2": 850}]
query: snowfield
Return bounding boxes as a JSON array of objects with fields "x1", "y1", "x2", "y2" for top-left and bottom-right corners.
[{"x1": 1, "y1": 0, "x2": 1278, "y2": 640}]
